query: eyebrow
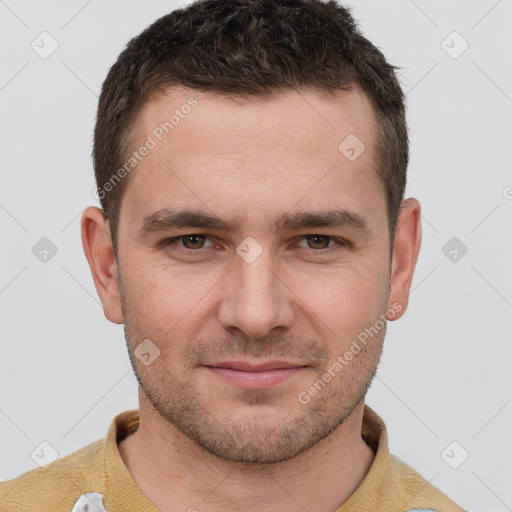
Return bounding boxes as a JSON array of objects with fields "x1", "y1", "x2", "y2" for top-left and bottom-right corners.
[{"x1": 138, "y1": 207, "x2": 370, "y2": 237}]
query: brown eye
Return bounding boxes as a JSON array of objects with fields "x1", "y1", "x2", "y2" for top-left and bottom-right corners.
[
  {"x1": 163, "y1": 234, "x2": 213, "y2": 252},
  {"x1": 180, "y1": 234, "x2": 207, "y2": 249},
  {"x1": 305, "y1": 235, "x2": 333, "y2": 249}
]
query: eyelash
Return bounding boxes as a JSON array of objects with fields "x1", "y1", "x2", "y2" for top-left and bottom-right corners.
[{"x1": 162, "y1": 234, "x2": 348, "y2": 255}]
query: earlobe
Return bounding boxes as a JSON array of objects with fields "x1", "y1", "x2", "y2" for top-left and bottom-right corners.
[
  {"x1": 81, "y1": 206, "x2": 124, "y2": 324},
  {"x1": 386, "y1": 198, "x2": 422, "y2": 321}
]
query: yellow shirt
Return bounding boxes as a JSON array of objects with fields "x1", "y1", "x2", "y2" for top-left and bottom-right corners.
[{"x1": 0, "y1": 405, "x2": 467, "y2": 511}]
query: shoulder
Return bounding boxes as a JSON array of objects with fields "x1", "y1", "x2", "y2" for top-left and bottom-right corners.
[
  {"x1": 0, "y1": 438, "x2": 106, "y2": 511},
  {"x1": 388, "y1": 454, "x2": 467, "y2": 512}
]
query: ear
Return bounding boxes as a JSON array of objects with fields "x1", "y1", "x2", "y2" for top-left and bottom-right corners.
[
  {"x1": 387, "y1": 198, "x2": 422, "y2": 321},
  {"x1": 81, "y1": 206, "x2": 124, "y2": 324}
]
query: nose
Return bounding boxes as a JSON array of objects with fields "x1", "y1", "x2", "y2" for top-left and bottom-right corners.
[{"x1": 217, "y1": 247, "x2": 295, "y2": 339}]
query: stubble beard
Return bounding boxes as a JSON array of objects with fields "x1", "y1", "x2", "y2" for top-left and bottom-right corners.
[{"x1": 118, "y1": 272, "x2": 386, "y2": 464}]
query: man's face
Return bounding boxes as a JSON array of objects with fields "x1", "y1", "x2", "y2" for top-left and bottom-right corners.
[{"x1": 115, "y1": 86, "x2": 392, "y2": 463}]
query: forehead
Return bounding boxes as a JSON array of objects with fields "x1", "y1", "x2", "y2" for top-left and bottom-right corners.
[
  {"x1": 134, "y1": 84, "x2": 377, "y2": 152},
  {"x1": 121, "y1": 85, "x2": 384, "y2": 227}
]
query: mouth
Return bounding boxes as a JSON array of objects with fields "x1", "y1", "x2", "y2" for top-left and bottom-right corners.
[{"x1": 202, "y1": 360, "x2": 308, "y2": 390}]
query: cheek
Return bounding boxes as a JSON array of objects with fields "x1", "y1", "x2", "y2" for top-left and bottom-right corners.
[
  {"x1": 123, "y1": 258, "x2": 203, "y2": 310},
  {"x1": 291, "y1": 262, "x2": 389, "y2": 357},
  {"x1": 121, "y1": 259, "x2": 221, "y2": 344}
]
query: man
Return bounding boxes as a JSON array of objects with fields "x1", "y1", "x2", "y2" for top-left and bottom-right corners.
[{"x1": 0, "y1": 1, "x2": 467, "y2": 511}]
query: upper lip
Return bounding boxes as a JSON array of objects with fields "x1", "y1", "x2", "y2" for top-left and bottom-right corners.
[{"x1": 204, "y1": 360, "x2": 307, "y2": 372}]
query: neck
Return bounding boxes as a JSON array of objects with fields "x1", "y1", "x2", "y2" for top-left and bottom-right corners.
[{"x1": 118, "y1": 390, "x2": 375, "y2": 512}]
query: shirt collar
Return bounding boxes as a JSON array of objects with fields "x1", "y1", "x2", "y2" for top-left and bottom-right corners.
[
  {"x1": 103, "y1": 408, "x2": 159, "y2": 511},
  {"x1": 335, "y1": 404, "x2": 389, "y2": 510},
  {"x1": 102, "y1": 405, "x2": 390, "y2": 511}
]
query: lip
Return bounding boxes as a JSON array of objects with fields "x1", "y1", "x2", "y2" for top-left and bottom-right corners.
[
  {"x1": 206, "y1": 360, "x2": 305, "y2": 371},
  {"x1": 203, "y1": 360, "x2": 307, "y2": 390}
]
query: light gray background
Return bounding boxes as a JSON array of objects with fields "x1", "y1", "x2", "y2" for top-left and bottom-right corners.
[{"x1": 1, "y1": 1, "x2": 511, "y2": 510}]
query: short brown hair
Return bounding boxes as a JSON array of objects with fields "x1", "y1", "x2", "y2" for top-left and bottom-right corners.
[{"x1": 93, "y1": 0, "x2": 408, "y2": 257}]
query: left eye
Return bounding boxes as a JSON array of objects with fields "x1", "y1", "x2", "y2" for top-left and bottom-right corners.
[
  {"x1": 163, "y1": 234, "x2": 345, "y2": 252},
  {"x1": 296, "y1": 235, "x2": 340, "y2": 250}
]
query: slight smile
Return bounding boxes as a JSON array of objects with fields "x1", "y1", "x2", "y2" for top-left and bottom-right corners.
[{"x1": 203, "y1": 361, "x2": 309, "y2": 390}]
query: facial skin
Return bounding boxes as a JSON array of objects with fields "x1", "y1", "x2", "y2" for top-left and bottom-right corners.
[{"x1": 81, "y1": 85, "x2": 421, "y2": 511}]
